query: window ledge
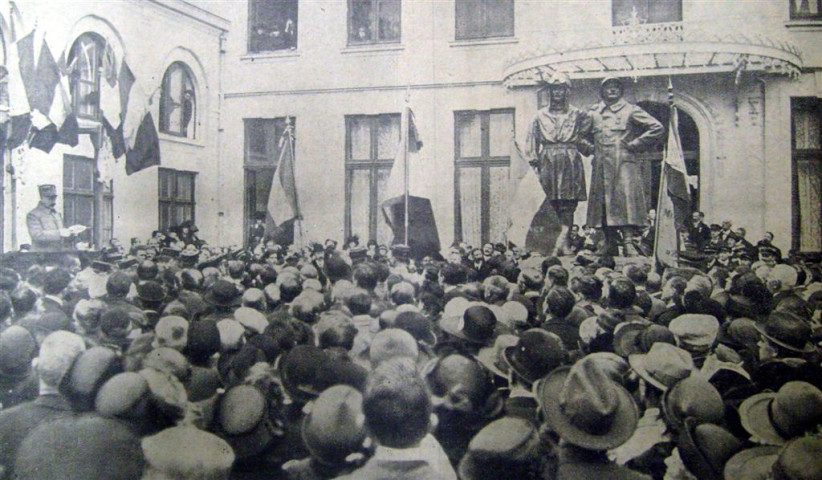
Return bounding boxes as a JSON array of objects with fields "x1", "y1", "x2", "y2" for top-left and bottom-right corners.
[
  {"x1": 159, "y1": 133, "x2": 205, "y2": 149},
  {"x1": 241, "y1": 50, "x2": 301, "y2": 62},
  {"x1": 449, "y1": 36, "x2": 519, "y2": 48},
  {"x1": 785, "y1": 19, "x2": 822, "y2": 30},
  {"x1": 340, "y1": 43, "x2": 404, "y2": 55}
]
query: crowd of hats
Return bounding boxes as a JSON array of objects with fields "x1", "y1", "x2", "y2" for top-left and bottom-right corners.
[{"x1": 0, "y1": 233, "x2": 819, "y2": 480}]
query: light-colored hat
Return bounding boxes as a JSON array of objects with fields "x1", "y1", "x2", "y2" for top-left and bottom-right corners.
[
  {"x1": 669, "y1": 314, "x2": 720, "y2": 354},
  {"x1": 142, "y1": 426, "x2": 235, "y2": 479},
  {"x1": 628, "y1": 343, "x2": 694, "y2": 391}
]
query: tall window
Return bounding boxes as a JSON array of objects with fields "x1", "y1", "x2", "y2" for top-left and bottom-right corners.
[
  {"x1": 612, "y1": 0, "x2": 682, "y2": 25},
  {"x1": 792, "y1": 98, "x2": 822, "y2": 253},
  {"x1": 348, "y1": 0, "x2": 401, "y2": 45},
  {"x1": 791, "y1": 0, "x2": 822, "y2": 20},
  {"x1": 455, "y1": 0, "x2": 514, "y2": 40},
  {"x1": 248, "y1": 0, "x2": 298, "y2": 53},
  {"x1": 68, "y1": 33, "x2": 107, "y2": 120},
  {"x1": 244, "y1": 118, "x2": 294, "y2": 244},
  {"x1": 345, "y1": 114, "x2": 400, "y2": 244},
  {"x1": 159, "y1": 168, "x2": 197, "y2": 232},
  {"x1": 159, "y1": 62, "x2": 196, "y2": 138},
  {"x1": 64, "y1": 155, "x2": 112, "y2": 246},
  {"x1": 454, "y1": 109, "x2": 513, "y2": 246}
]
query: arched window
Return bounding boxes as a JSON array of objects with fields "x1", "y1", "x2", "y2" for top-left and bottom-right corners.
[
  {"x1": 159, "y1": 62, "x2": 196, "y2": 138},
  {"x1": 68, "y1": 33, "x2": 108, "y2": 120}
]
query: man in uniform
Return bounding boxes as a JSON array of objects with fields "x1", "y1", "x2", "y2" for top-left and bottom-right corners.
[
  {"x1": 526, "y1": 72, "x2": 591, "y2": 256},
  {"x1": 25, "y1": 185, "x2": 84, "y2": 252},
  {"x1": 581, "y1": 77, "x2": 664, "y2": 256}
]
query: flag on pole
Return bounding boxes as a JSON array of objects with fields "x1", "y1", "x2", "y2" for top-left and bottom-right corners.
[
  {"x1": 265, "y1": 121, "x2": 300, "y2": 239},
  {"x1": 654, "y1": 101, "x2": 692, "y2": 270},
  {"x1": 6, "y1": 24, "x2": 32, "y2": 150},
  {"x1": 506, "y1": 139, "x2": 544, "y2": 249},
  {"x1": 383, "y1": 104, "x2": 423, "y2": 200}
]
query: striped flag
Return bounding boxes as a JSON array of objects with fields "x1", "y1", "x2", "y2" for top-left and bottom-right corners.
[
  {"x1": 266, "y1": 120, "x2": 300, "y2": 236},
  {"x1": 506, "y1": 139, "x2": 544, "y2": 248},
  {"x1": 654, "y1": 101, "x2": 692, "y2": 270}
]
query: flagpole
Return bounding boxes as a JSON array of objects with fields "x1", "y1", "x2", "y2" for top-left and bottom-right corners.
[
  {"x1": 287, "y1": 117, "x2": 304, "y2": 248},
  {"x1": 652, "y1": 76, "x2": 676, "y2": 271},
  {"x1": 403, "y1": 88, "x2": 410, "y2": 246}
]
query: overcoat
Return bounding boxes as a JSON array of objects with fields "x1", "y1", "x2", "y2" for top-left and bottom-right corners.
[
  {"x1": 25, "y1": 202, "x2": 66, "y2": 251},
  {"x1": 582, "y1": 99, "x2": 664, "y2": 228}
]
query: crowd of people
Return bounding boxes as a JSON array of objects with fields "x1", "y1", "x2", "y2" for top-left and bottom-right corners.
[{"x1": 0, "y1": 220, "x2": 820, "y2": 480}]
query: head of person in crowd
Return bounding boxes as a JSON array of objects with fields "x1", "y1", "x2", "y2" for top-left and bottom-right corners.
[{"x1": 35, "y1": 330, "x2": 87, "y2": 392}]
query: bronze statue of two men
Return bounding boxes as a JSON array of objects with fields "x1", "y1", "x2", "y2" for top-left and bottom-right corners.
[{"x1": 526, "y1": 73, "x2": 664, "y2": 256}]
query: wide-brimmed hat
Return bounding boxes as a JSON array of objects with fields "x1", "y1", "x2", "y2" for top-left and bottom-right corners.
[
  {"x1": 754, "y1": 312, "x2": 815, "y2": 353},
  {"x1": 477, "y1": 334, "x2": 520, "y2": 379},
  {"x1": 503, "y1": 329, "x2": 567, "y2": 384},
  {"x1": 739, "y1": 381, "x2": 822, "y2": 446},
  {"x1": 771, "y1": 435, "x2": 822, "y2": 480},
  {"x1": 204, "y1": 280, "x2": 241, "y2": 308},
  {"x1": 612, "y1": 321, "x2": 649, "y2": 358},
  {"x1": 629, "y1": 343, "x2": 694, "y2": 392},
  {"x1": 440, "y1": 305, "x2": 497, "y2": 345},
  {"x1": 536, "y1": 361, "x2": 638, "y2": 450},
  {"x1": 723, "y1": 446, "x2": 780, "y2": 480},
  {"x1": 678, "y1": 419, "x2": 745, "y2": 480},
  {"x1": 457, "y1": 417, "x2": 540, "y2": 480}
]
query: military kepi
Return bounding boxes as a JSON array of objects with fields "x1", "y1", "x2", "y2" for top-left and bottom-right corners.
[{"x1": 38, "y1": 184, "x2": 58, "y2": 198}]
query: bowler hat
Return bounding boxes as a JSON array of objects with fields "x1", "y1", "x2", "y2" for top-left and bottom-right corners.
[
  {"x1": 38, "y1": 184, "x2": 58, "y2": 198},
  {"x1": 739, "y1": 381, "x2": 822, "y2": 446},
  {"x1": 678, "y1": 419, "x2": 745, "y2": 480},
  {"x1": 537, "y1": 361, "x2": 638, "y2": 450},
  {"x1": 504, "y1": 329, "x2": 567, "y2": 383},
  {"x1": 204, "y1": 279, "x2": 241, "y2": 308},
  {"x1": 137, "y1": 281, "x2": 167, "y2": 304},
  {"x1": 457, "y1": 417, "x2": 540, "y2": 480},
  {"x1": 440, "y1": 305, "x2": 497, "y2": 345},
  {"x1": 629, "y1": 343, "x2": 695, "y2": 392},
  {"x1": 302, "y1": 385, "x2": 368, "y2": 466},
  {"x1": 217, "y1": 384, "x2": 277, "y2": 459}
]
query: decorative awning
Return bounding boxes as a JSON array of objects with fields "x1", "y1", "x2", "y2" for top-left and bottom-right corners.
[{"x1": 503, "y1": 21, "x2": 803, "y2": 88}]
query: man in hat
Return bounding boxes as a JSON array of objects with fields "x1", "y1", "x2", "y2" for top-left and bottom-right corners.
[
  {"x1": 26, "y1": 184, "x2": 85, "y2": 251},
  {"x1": 581, "y1": 77, "x2": 664, "y2": 256},
  {"x1": 527, "y1": 72, "x2": 591, "y2": 256}
]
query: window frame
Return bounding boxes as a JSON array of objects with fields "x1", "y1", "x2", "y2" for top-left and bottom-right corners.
[
  {"x1": 63, "y1": 154, "x2": 110, "y2": 247},
  {"x1": 454, "y1": 0, "x2": 515, "y2": 41},
  {"x1": 344, "y1": 113, "x2": 401, "y2": 242},
  {"x1": 68, "y1": 33, "x2": 106, "y2": 121},
  {"x1": 159, "y1": 62, "x2": 196, "y2": 139},
  {"x1": 453, "y1": 108, "x2": 514, "y2": 245},
  {"x1": 247, "y1": 0, "x2": 299, "y2": 54},
  {"x1": 347, "y1": 0, "x2": 402, "y2": 46},
  {"x1": 158, "y1": 167, "x2": 197, "y2": 232},
  {"x1": 791, "y1": 97, "x2": 822, "y2": 253},
  {"x1": 611, "y1": 0, "x2": 683, "y2": 26},
  {"x1": 790, "y1": 0, "x2": 822, "y2": 20}
]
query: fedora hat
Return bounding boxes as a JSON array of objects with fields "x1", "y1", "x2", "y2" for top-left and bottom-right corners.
[
  {"x1": 204, "y1": 280, "x2": 241, "y2": 308},
  {"x1": 537, "y1": 361, "x2": 638, "y2": 450},
  {"x1": 755, "y1": 312, "x2": 815, "y2": 353},
  {"x1": 440, "y1": 304, "x2": 497, "y2": 345},
  {"x1": 739, "y1": 381, "x2": 822, "y2": 446},
  {"x1": 629, "y1": 343, "x2": 694, "y2": 392},
  {"x1": 477, "y1": 334, "x2": 519, "y2": 379},
  {"x1": 612, "y1": 321, "x2": 649, "y2": 358},
  {"x1": 678, "y1": 419, "x2": 744, "y2": 480},
  {"x1": 723, "y1": 445, "x2": 780, "y2": 480},
  {"x1": 457, "y1": 417, "x2": 540, "y2": 480},
  {"x1": 771, "y1": 435, "x2": 822, "y2": 480},
  {"x1": 504, "y1": 329, "x2": 567, "y2": 384},
  {"x1": 217, "y1": 384, "x2": 278, "y2": 459}
]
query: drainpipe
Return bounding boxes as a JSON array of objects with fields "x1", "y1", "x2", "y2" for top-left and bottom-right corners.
[
  {"x1": 755, "y1": 76, "x2": 766, "y2": 240},
  {"x1": 216, "y1": 31, "x2": 226, "y2": 247}
]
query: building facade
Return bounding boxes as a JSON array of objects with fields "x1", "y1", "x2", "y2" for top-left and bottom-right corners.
[
  {"x1": 0, "y1": 0, "x2": 228, "y2": 252},
  {"x1": 215, "y1": 0, "x2": 821, "y2": 256}
]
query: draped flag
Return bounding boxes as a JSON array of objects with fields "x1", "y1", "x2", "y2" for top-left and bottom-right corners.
[
  {"x1": 265, "y1": 121, "x2": 300, "y2": 245},
  {"x1": 380, "y1": 103, "x2": 440, "y2": 256},
  {"x1": 6, "y1": 25, "x2": 32, "y2": 150},
  {"x1": 506, "y1": 139, "x2": 544, "y2": 249},
  {"x1": 654, "y1": 101, "x2": 692, "y2": 270}
]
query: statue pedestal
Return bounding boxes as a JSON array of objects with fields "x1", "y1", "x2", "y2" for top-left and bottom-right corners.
[{"x1": 525, "y1": 199, "x2": 562, "y2": 256}]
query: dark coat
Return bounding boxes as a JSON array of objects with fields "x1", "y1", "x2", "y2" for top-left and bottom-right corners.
[
  {"x1": 582, "y1": 99, "x2": 664, "y2": 228},
  {"x1": 0, "y1": 394, "x2": 75, "y2": 474},
  {"x1": 557, "y1": 445, "x2": 652, "y2": 480}
]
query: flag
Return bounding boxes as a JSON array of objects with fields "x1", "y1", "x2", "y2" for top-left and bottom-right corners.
[
  {"x1": 103, "y1": 60, "x2": 134, "y2": 158},
  {"x1": 383, "y1": 104, "x2": 423, "y2": 200},
  {"x1": 125, "y1": 112, "x2": 160, "y2": 175},
  {"x1": 654, "y1": 105, "x2": 691, "y2": 270},
  {"x1": 6, "y1": 26, "x2": 32, "y2": 149},
  {"x1": 265, "y1": 124, "x2": 299, "y2": 231},
  {"x1": 28, "y1": 40, "x2": 61, "y2": 152},
  {"x1": 506, "y1": 140, "x2": 545, "y2": 248},
  {"x1": 99, "y1": 41, "x2": 121, "y2": 128}
]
